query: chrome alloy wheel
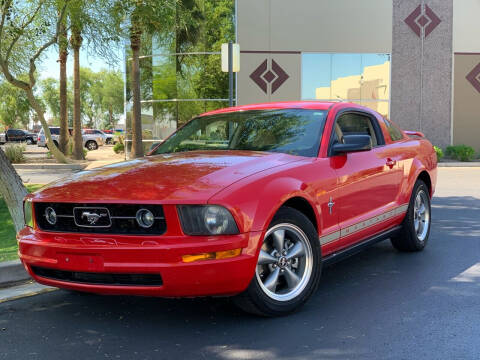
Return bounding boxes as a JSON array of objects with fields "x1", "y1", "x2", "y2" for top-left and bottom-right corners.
[
  {"x1": 414, "y1": 190, "x2": 430, "y2": 241},
  {"x1": 255, "y1": 223, "x2": 313, "y2": 301}
]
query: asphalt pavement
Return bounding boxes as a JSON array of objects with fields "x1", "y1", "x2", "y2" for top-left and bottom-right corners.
[{"x1": 1, "y1": 168, "x2": 479, "y2": 360}]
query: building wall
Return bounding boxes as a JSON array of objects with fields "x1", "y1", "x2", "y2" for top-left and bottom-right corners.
[
  {"x1": 238, "y1": 0, "x2": 465, "y2": 150},
  {"x1": 452, "y1": 0, "x2": 480, "y2": 151},
  {"x1": 237, "y1": 0, "x2": 392, "y2": 105},
  {"x1": 453, "y1": 0, "x2": 480, "y2": 53},
  {"x1": 390, "y1": 0, "x2": 453, "y2": 149}
]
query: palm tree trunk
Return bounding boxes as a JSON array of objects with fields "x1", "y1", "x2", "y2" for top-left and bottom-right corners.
[
  {"x1": 71, "y1": 30, "x2": 84, "y2": 160},
  {"x1": 109, "y1": 105, "x2": 113, "y2": 128},
  {"x1": 0, "y1": 145, "x2": 28, "y2": 232},
  {"x1": 58, "y1": 20, "x2": 69, "y2": 154},
  {"x1": 130, "y1": 25, "x2": 144, "y2": 158}
]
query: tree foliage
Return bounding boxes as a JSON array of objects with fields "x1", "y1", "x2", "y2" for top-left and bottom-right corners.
[
  {"x1": 0, "y1": 79, "x2": 31, "y2": 129},
  {"x1": 40, "y1": 67, "x2": 124, "y2": 129},
  {"x1": 0, "y1": 0, "x2": 71, "y2": 163}
]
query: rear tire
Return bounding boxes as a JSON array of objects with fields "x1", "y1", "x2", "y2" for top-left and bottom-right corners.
[
  {"x1": 234, "y1": 207, "x2": 321, "y2": 316},
  {"x1": 391, "y1": 179, "x2": 431, "y2": 252}
]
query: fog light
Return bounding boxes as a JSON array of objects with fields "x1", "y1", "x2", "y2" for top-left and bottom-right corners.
[
  {"x1": 136, "y1": 209, "x2": 155, "y2": 228},
  {"x1": 182, "y1": 248, "x2": 242, "y2": 263},
  {"x1": 45, "y1": 207, "x2": 57, "y2": 225}
]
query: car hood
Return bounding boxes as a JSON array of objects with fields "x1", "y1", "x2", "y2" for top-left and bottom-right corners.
[{"x1": 31, "y1": 151, "x2": 303, "y2": 203}]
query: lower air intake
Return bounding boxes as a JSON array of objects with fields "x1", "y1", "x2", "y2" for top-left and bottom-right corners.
[{"x1": 31, "y1": 266, "x2": 163, "y2": 286}]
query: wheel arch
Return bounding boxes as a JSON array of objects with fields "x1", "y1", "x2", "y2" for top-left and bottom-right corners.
[
  {"x1": 417, "y1": 170, "x2": 432, "y2": 197},
  {"x1": 281, "y1": 196, "x2": 318, "y2": 234}
]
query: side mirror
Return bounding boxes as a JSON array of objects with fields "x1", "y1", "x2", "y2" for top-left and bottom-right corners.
[{"x1": 332, "y1": 134, "x2": 372, "y2": 155}]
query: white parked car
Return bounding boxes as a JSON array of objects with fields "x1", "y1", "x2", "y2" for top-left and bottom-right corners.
[{"x1": 37, "y1": 127, "x2": 103, "y2": 151}]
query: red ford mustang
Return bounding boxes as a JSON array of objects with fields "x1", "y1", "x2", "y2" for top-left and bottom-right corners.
[{"x1": 18, "y1": 101, "x2": 437, "y2": 316}]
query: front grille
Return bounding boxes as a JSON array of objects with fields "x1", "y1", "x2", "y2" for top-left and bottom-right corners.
[
  {"x1": 34, "y1": 203, "x2": 166, "y2": 235},
  {"x1": 31, "y1": 266, "x2": 163, "y2": 286}
]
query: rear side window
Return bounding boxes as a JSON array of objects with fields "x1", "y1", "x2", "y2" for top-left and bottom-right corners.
[
  {"x1": 383, "y1": 119, "x2": 404, "y2": 141},
  {"x1": 50, "y1": 128, "x2": 60, "y2": 135}
]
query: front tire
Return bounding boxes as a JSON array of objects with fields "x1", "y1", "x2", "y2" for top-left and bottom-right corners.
[
  {"x1": 234, "y1": 207, "x2": 321, "y2": 316},
  {"x1": 86, "y1": 140, "x2": 98, "y2": 151},
  {"x1": 391, "y1": 179, "x2": 431, "y2": 252}
]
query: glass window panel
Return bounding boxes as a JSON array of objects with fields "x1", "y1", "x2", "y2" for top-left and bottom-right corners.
[
  {"x1": 301, "y1": 53, "x2": 390, "y2": 116},
  {"x1": 301, "y1": 53, "x2": 331, "y2": 100},
  {"x1": 360, "y1": 100, "x2": 389, "y2": 119},
  {"x1": 124, "y1": 0, "x2": 236, "y2": 158},
  {"x1": 331, "y1": 54, "x2": 362, "y2": 101},
  {"x1": 360, "y1": 54, "x2": 390, "y2": 101}
]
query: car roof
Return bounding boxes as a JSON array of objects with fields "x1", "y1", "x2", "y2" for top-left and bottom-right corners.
[{"x1": 200, "y1": 101, "x2": 339, "y2": 117}]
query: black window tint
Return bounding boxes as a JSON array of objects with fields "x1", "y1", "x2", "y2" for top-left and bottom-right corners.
[
  {"x1": 383, "y1": 119, "x2": 404, "y2": 141},
  {"x1": 50, "y1": 128, "x2": 60, "y2": 135},
  {"x1": 336, "y1": 113, "x2": 378, "y2": 146}
]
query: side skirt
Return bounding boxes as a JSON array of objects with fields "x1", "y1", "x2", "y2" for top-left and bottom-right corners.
[{"x1": 322, "y1": 226, "x2": 402, "y2": 267}]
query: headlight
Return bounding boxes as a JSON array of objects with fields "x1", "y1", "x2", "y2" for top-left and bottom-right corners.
[
  {"x1": 23, "y1": 200, "x2": 34, "y2": 228},
  {"x1": 177, "y1": 205, "x2": 239, "y2": 235}
]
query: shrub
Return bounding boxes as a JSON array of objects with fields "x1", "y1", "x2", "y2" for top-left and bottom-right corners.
[
  {"x1": 433, "y1": 146, "x2": 443, "y2": 161},
  {"x1": 445, "y1": 145, "x2": 476, "y2": 162},
  {"x1": 113, "y1": 142, "x2": 125, "y2": 154},
  {"x1": 67, "y1": 140, "x2": 87, "y2": 158},
  {"x1": 4, "y1": 144, "x2": 26, "y2": 163}
]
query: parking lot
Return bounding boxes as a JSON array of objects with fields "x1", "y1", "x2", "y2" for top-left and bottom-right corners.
[{"x1": 1, "y1": 168, "x2": 479, "y2": 360}]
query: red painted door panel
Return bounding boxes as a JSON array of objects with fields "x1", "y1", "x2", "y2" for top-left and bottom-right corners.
[{"x1": 330, "y1": 146, "x2": 403, "y2": 249}]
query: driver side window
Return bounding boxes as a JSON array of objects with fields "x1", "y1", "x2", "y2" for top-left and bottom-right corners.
[{"x1": 334, "y1": 113, "x2": 379, "y2": 147}]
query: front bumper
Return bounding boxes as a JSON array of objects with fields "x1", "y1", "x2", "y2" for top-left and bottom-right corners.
[{"x1": 17, "y1": 227, "x2": 261, "y2": 297}]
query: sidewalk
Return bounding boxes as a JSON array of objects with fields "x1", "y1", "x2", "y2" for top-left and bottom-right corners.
[{"x1": 438, "y1": 161, "x2": 480, "y2": 167}]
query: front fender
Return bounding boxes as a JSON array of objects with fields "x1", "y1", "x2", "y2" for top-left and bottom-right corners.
[{"x1": 249, "y1": 176, "x2": 318, "y2": 232}]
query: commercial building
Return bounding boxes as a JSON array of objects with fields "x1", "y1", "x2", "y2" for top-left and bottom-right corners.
[{"x1": 126, "y1": 0, "x2": 480, "y2": 154}]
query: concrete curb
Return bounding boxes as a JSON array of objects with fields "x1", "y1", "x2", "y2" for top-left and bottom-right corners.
[
  {"x1": 13, "y1": 163, "x2": 86, "y2": 170},
  {"x1": 438, "y1": 162, "x2": 480, "y2": 167},
  {"x1": 0, "y1": 260, "x2": 30, "y2": 286},
  {"x1": 0, "y1": 282, "x2": 56, "y2": 304}
]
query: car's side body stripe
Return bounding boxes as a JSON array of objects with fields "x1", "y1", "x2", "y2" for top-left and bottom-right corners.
[{"x1": 320, "y1": 204, "x2": 409, "y2": 245}]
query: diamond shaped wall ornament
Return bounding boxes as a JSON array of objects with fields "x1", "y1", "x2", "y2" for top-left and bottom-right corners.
[
  {"x1": 466, "y1": 62, "x2": 480, "y2": 94},
  {"x1": 424, "y1": 5, "x2": 441, "y2": 37},
  {"x1": 250, "y1": 59, "x2": 268, "y2": 93},
  {"x1": 404, "y1": 4, "x2": 441, "y2": 38},
  {"x1": 250, "y1": 59, "x2": 289, "y2": 94},
  {"x1": 271, "y1": 60, "x2": 289, "y2": 94}
]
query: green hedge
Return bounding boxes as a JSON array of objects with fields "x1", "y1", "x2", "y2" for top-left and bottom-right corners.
[
  {"x1": 445, "y1": 145, "x2": 476, "y2": 162},
  {"x1": 433, "y1": 146, "x2": 443, "y2": 161}
]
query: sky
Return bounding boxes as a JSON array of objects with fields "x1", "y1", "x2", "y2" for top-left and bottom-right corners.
[
  {"x1": 38, "y1": 45, "x2": 124, "y2": 80},
  {"x1": 301, "y1": 53, "x2": 390, "y2": 100}
]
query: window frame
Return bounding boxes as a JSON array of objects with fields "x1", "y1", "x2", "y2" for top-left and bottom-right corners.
[{"x1": 327, "y1": 109, "x2": 385, "y2": 157}]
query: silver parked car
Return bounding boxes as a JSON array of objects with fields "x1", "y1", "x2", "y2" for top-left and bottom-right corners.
[
  {"x1": 37, "y1": 127, "x2": 103, "y2": 151},
  {"x1": 83, "y1": 129, "x2": 114, "y2": 144}
]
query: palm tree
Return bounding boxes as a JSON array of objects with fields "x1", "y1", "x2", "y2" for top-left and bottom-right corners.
[
  {"x1": 58, "y1": 15, "x2": 69, "y2": 154},
  {"x1": 67, "y1": 0, "x2": 87, "y2": 160}
]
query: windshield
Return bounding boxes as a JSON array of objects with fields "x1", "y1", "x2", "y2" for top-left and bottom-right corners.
[{"x1": 151, "y1": 109, "x2": 327, "y2": 157}]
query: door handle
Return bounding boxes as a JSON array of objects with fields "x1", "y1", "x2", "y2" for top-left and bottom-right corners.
[{"x1": 386, "y1": 158, "x2": 396, "y2": 168}]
